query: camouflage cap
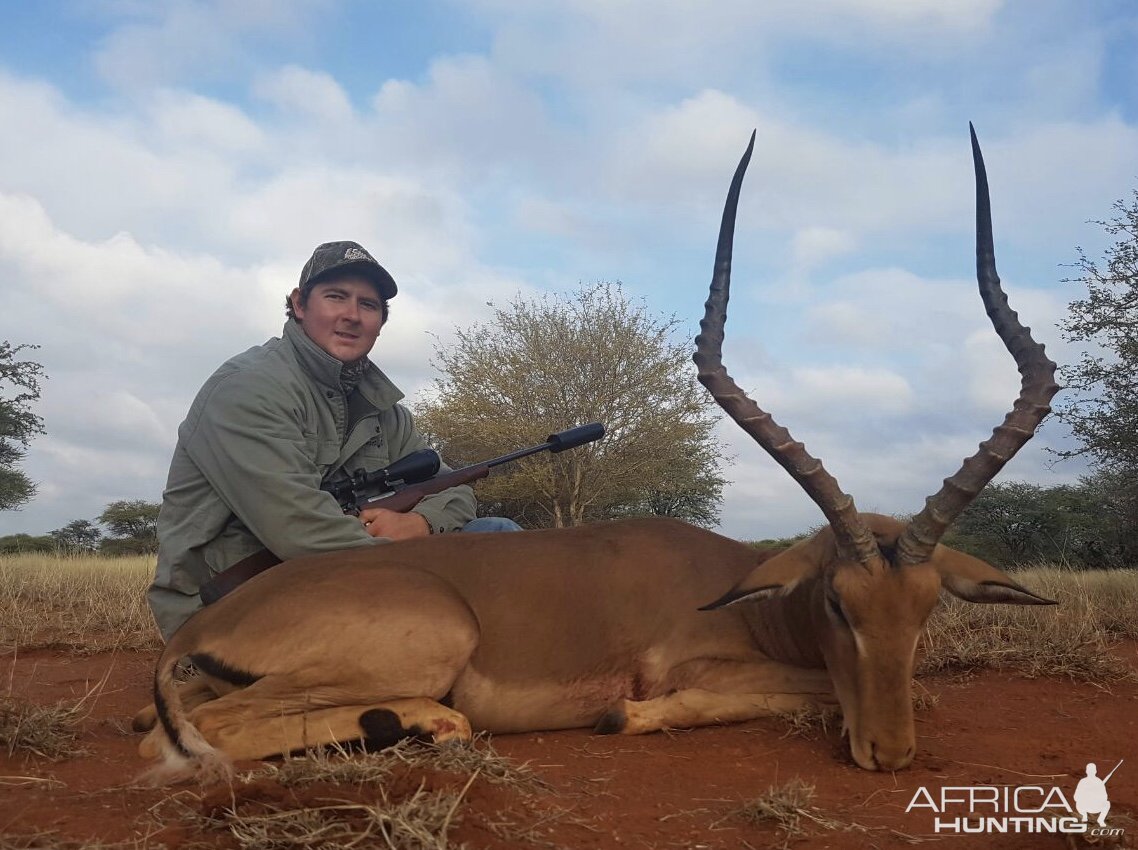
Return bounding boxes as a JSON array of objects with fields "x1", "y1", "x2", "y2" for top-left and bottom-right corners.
[{"x1": 298, "y1": 241, "x2": 397, "y2": 299}]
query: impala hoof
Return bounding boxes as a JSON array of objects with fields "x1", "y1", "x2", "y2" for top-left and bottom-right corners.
[
  {"x1": 131, "y1": 704, "x2": 158, "y2": 733},
  {"x1": 594, "y1": 704, "x2": 627, "y2": 735},
  {"x1": 359, "y1": 708, "x2": 423, "y2": 749}
]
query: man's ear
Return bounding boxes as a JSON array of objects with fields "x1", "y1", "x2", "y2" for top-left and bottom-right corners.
[{"x1": 288, "y1": 287, "x2": 305, "y2": 319}]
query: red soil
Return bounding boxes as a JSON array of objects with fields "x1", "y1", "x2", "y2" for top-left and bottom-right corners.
[{"x1": 1, "y1": 647, "x2": 1135, "y2": 849}]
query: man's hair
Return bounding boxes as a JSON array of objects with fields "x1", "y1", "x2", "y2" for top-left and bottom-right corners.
[{"x1": 286, "y1": 272, "x2": 390, "y2": 324}]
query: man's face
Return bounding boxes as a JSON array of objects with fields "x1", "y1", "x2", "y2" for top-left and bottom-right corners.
[{"x1": 290, "y1": 276, "x2": 384, "y2": 363}]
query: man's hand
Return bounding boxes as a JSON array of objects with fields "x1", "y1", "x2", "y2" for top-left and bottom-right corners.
[{"x1": 359, "y1": 507, "x2": 430, "y2": 541}]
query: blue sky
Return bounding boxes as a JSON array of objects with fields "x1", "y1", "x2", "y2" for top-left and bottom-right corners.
[{"x1": 1, "y1": 0, "x2": 1136, "y2": 540}]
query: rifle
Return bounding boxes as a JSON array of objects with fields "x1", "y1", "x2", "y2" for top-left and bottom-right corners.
[{"x1": 198, "y1": 422, "x2": 605, "y2": 604}]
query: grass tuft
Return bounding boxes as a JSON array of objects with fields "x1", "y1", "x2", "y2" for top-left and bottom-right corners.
[
  {"x1": 920, "y1": 567, "x2": 1138, "y2": 685},
  {"x1": 0, "y1": 694, "x2": 88, "y2": 760},
  {"x1": 147, "y1": 739, "x2": 546, "y2": 850},
  {"x1": 719, "y1": 778, "x2": 866, "y2": 849},
  {"x1": 167, "y1": 780, "x2": 470, "y2": 850},
  {"x1": 254, "y1": 735, "x2": 547, "y2": 792}
]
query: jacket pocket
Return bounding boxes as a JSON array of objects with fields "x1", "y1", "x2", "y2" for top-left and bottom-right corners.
[{"x1": 304, "y1": 433, "x2": 342, "y2": 475}]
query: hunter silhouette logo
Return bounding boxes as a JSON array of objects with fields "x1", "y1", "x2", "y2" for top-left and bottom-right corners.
[
  {"x1": 1075, "y1": 760, "x2": 1121, "y2": 828},
  {"x1": 905, "y1": 758, "x2": 1125, "y2": 837}
]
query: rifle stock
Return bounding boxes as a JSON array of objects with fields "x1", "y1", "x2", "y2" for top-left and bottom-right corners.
[{"x1": 360, "y1": 463, "x2": 491, "y2": 513}]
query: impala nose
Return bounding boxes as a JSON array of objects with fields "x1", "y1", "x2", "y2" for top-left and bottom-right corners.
[{"x1": 871, "y1": 740, "x2": 916, "y2": 771}]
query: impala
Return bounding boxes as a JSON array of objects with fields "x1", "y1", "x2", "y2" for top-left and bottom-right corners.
[{"x1": 138, "y1": 126, "x2": 1058, "y2": 783}]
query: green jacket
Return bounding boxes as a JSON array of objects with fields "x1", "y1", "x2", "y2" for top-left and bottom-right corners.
[{"x1": 147, "y1": 319, "x2": 476, "y2": 639}]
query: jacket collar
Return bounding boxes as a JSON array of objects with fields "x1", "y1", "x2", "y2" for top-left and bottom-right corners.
[{"x1": 282, "y1": 319, "x2": 404, "y2": 410}]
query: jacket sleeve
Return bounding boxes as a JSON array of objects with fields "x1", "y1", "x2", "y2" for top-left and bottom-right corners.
[
  {"x1": 384, "y1": 404, "x2": 478, "y2": 533},
  {"x1": 183, "y1": 370, "x2": 382, "y2": 560}
]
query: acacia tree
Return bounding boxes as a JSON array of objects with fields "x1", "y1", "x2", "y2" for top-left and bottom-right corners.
[
  {"x1": 1053, "y1": 189, "x2": 1138, "y2": 553},
  {"x1": 0, "y1": 342, "x2": 46, "y2": 511},
  {"x1": 1054, "y1": 189, "x2": 1138, "y2": 472},
  {"x1": 416, "y1": 283, "x2": 727, "y2": 528},
  {"x1": 98, "y1": 499, "x2": 161, "y2": 553},
  {"x1": 51, "y1": 519, "x2": 103, "y2": 554}
]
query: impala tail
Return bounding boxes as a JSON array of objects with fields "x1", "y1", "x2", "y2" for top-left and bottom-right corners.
[{"x1": 138, "y1": 641, "x2": 232, "y2": 785}]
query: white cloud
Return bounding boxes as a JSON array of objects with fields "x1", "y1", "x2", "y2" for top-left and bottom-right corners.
[
  {"x1": 92, "y1": 0, "x2": 333, "y2": 90},
  {"x1": 147, "y1": 89, "x2": 266, "y2": 152},
  {"x1": 370, "y1": 54, "x2": 557, "y2": 176},
  {"x1": 791, "y1": 227, "x2": 858, "y2": 271},
  {"x1": 480, "y1": 0, "x2": 1005, "y2": 90},
  {"x1": 253, "y1": 65, "x2": 354, "y2": 123}
]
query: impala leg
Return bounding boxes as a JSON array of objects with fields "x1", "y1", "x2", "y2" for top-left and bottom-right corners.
[
  {"x1": 596, "y1": 658, "x2": 836, "y2": 735},
  {"x1": 197, "y1": 697, "x2": 473, "y2": 760},
  {"x1": 596, "y1": 688, "x2": 822, "y2": 735},
  {"x1": 132, "y1": 675, "x2": 225, "y2": 733}
]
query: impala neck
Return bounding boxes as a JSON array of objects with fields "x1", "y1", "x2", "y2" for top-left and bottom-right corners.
[{"x1": 737, "y1": 577, "x2": 827, "y2": 669}]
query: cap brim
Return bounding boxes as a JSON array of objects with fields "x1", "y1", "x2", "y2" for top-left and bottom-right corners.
[{"x1": 311, "y1": 261, "x2": 397, "y2": 299}]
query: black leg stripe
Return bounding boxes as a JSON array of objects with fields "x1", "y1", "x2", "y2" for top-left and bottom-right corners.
[{"x1": 188, "y1": 652, "x2": 261, "y2": 686}]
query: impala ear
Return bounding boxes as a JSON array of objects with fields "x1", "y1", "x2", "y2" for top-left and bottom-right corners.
[
  {"x1": 933, "y1": 547, "x2": 1057, "y2": 606},
  {"x1": 699, "y1": 533, "x2": 828, "y2": 610}
]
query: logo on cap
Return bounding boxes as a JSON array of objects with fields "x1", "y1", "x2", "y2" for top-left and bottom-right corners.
[{"x1": 343, "y1": 246, "x2": 373, "y2": 262}]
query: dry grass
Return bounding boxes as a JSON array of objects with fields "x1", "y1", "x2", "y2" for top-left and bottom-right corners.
[
  {"x1": 778, "y1": 705, "x2": 841, "y2": 740},
  {"x1": 718, "y1": 778, "x2": 867, "y2": 849},
  {"x1": 147, "y1": 737, "x2": 548, "y2": 850},
  {"x1": 0, "y1": 833, "x2": 130, "y2": 850},
  {"x1": 161, "y1": 780, "x2": 471, "y2": 850},
  {"x1": 256, "y1": 735, "x2": 547, "y2": 791},
  {"x1": 919, "y1": 567, "x2": 1138, "y2": 684},
  {"x1": 0, "y1": 553, "x2": 160, "y2": 653},
  {"x1": 0, "y1": 694, "x2": 89, "y2": 760}
]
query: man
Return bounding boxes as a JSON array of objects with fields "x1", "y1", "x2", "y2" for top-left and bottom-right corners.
[{"x1": 148, "y1": 240, "x2": 518, "y2": 640}]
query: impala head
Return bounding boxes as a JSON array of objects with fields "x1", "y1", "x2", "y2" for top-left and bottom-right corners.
[{"x1": 696, "y1": 127, "x2": 1060, "y2": 771}]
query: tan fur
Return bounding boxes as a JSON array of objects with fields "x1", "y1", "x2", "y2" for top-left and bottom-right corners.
[{"x1": 138, "y1": 516, "x2": 1050, "y2": 779}]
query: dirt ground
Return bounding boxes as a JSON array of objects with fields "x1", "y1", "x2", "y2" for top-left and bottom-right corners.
[{"x1": 1, "y1": 647, "x2": 1135, "y2": 849}]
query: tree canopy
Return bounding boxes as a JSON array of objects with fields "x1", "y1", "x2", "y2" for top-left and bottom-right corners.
[
  {"x1": 98, "y1": 500, "x2": 160, "y2": 553},
  {"x1": 0, "y1": 342, "x2": 46, "y2": 511},
  {"x1": 415, "y1": 283, "x2": 727, "y2": 528},
  {"x1": 944, "y1": 473, "x2": 1136, "y2": 569},
  {"x1": 51, "y1": 519, "x2": 103, "y2": 554},
  {"x1": 1054, "y1": 188, "x2": 1138, "y2": 473}
]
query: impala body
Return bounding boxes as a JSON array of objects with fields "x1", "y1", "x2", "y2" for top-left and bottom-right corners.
[{"x1": 138, "y1": 128, "x2": 1058, "y2": 783}]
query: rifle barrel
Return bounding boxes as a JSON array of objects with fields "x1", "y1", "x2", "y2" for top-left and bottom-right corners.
[{"x1": 486, "y1": 422, "x2": 605, "y2": 468}]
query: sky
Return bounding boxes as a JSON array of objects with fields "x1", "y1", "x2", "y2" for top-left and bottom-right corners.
[{"x1": 0, "y1": 0, "x2": 1135, "y2": 542}]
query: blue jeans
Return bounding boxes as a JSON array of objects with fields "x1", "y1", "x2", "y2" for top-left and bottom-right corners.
[{"x1": 461, "y1": 517, "x2": 523, "y2": 532}]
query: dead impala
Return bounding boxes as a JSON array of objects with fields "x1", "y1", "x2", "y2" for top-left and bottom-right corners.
[{"x1": 137, "y1": 126, "x2": 1058, "y2": 783}]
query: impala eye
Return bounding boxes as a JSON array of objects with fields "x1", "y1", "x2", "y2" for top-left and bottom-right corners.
[{"x1": 827, "y1": 595, "x2": 849, "y2": 626}]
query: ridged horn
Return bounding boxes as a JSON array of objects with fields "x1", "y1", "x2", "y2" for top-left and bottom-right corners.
[
  {"x1": 694, "y1": 131, "x2": 879, "y2": 568},
  {"x1": 895, "y1": 124, "x2": 1061, "y2": 566}
]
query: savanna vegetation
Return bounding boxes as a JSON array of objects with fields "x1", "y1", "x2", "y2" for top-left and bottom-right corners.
[
  {"x1": 0, "y1": 499, "x2": 162, "y2": 556},
  {"x1": 0, "y1": 341, "x2": 46, "y2": 512},
  {"x1": 2, "y1": 547, "x2": 1136, "y2": 849},
  {"x1": 416, "y1": 283, "x2": 727, "y2": 529}
]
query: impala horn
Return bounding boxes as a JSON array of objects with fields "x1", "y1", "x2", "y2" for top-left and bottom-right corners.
[
  {"x1": 895, "y1": 124, "x2": 1061, "y2": 565},
  {"x1": 693, "y1": 131, "x2": 880, "y2": 568}
]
